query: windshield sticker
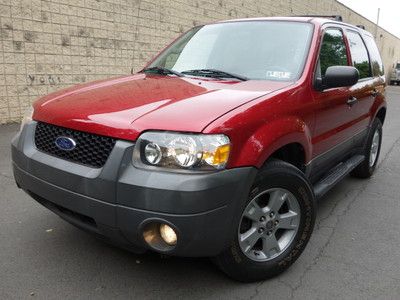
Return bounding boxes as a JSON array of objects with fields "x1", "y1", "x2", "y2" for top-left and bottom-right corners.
[{"x1": 265, "y1": 71, "x2": 292, "y2": 79}]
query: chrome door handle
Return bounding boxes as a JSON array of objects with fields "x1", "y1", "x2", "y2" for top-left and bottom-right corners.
[{"x1": 347, "y1": 96, "x2": 358, "y2": 106}]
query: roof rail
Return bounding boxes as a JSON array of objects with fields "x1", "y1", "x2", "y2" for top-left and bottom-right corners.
[
  {"x1": 356, "y1": 25, "x2": 366, "y2": 30},
  {"x1": 294, "y1": 15, "x2": 343, "y2": 22}
]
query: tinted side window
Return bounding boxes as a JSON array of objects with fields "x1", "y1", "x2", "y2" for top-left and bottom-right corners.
[
  {"x1": 346, "y1": 30, "x2": 371, "y2": 79},
  {"x1": 364, "y1": 35, "x2": 384, "y2": 76},
  {"x1": 319, "y1": 28, "x2": 348, "y2": 76}
]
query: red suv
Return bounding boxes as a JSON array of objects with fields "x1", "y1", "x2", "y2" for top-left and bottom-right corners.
[{"x1": 12, "y1": 16, "x2": 386, "y2": 282}]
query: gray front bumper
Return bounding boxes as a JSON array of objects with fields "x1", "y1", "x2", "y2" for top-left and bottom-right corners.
[{"x1": 12, "y1": 122, "x2": 257, "y2": 256}]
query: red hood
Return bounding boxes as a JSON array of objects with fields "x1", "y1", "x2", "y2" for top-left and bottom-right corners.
[{"x1": 33, "y1": 74, "x2": 292, "y2": 141}]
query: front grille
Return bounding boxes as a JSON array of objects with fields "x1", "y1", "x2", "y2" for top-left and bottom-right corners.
[{"x1": 34, "y1": 122, "x2": 116, "y2": 168}]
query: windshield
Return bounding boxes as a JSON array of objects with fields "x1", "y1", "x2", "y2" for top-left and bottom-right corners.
[
  {"x1": 148, "y1": 21, "x2": 314, "y2": 81},
  {"x1": 396, "y1": 63, "x2": 400, "y2": 70}
]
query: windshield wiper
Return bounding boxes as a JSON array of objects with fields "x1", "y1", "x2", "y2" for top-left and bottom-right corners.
[
  {"x1": 142, "y1": 66, "x2": 184, "y2": 77},
  {"x1": 181, "y1": 69, "x2": 248, "y2": 81}
]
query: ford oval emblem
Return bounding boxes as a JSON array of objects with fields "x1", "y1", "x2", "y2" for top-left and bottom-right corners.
[{"x1": 55, "y1": 136, "x2": 76, "y2": 151}]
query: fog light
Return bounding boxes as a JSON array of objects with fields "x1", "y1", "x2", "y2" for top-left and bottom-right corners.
[{"x1": 159, "y1": 224, "x2": 177, "y2": 246}]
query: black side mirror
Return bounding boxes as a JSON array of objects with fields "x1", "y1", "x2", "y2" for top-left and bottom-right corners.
[{"x1": 323, "y1": 66, "x2": 359, "y2": 90}]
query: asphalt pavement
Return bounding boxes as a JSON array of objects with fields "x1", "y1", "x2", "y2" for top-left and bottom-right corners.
[{"x1": 1, "y1": 86, "x2": 400, "y2": 299}]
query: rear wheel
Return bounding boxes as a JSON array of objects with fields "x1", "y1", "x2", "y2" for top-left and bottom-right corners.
[
  {"x1": 351, "y1": 118, "x2": 382, "y2": 178},
  {"x1": 215, "y1": 159, "x2": 315, "y2": 282}
]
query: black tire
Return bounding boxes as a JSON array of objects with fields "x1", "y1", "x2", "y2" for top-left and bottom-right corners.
[
  {"x1": 351, "y1": 118, "x2": 382, "y2": 178},
  {"x1": 215, "y1": 159, "x2": 316, "y2": 282},
  {"x1": 389, "y1": 81, "x2": 393, "y2": 85}
]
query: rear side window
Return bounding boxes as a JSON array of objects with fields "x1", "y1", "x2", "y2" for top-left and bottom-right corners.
[
  {"x1": 363, "y1": 35, "x2": 384, "y2": 76},
  {"x1": 318, "y1": 28, "x2": 348, "y2": 77},
  {"x1": 346, "y1": 30, "x2": 371, "y2": 79}
]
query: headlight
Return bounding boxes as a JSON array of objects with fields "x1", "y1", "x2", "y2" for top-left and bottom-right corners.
[
  {"x1": 133, "y1": 132, "x2": 230, "y2": 171},
  {"x1": 20, "y1": 106, "x2": 34, "y2": 132},
  {"x1": 144, "y1": 142, "x2": 162, "y2": 165}
]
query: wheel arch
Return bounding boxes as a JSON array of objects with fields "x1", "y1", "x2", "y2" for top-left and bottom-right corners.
[
  {"x1": 375, "y1": 107, "x2": 386, "y2": 125},
  {"x1": 265, "y1": 142, "x2": 307, "y2": 172}
]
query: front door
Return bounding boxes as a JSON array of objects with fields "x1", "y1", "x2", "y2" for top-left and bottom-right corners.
[{"x1": 310, "y1": 27, "x2": 357, "y2": 178}]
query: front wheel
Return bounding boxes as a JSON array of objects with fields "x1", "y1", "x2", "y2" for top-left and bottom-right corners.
[{"x1": 215, "y1": 159, "x2": 316, "y2": 282}]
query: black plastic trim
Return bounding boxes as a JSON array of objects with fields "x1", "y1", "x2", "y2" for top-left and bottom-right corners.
[
  {"x1": 12, "y1": 126, "x2": 257, "y2": 257},
  {"x1": 306, "y1": 128, "x2": 368, "y2": 183}
]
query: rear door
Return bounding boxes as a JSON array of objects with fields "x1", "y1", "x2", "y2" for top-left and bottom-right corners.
[
  {"x1": 362, "y1": 33, "x2": 386, "y2": 126},
  {"x1": 343, "y1": 29, "x2": 375, "y2": 140}
]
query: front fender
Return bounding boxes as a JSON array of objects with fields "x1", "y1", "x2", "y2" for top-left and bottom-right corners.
[{"x1": 230, "y1": 116, "x2": 313, "y2": 168}]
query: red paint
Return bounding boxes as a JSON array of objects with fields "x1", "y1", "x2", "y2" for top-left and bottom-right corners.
[
  {"x1": 33, "y1": 74, "x2": 289, "y2": 141},
  {"x1": 32, "y1": 17, "x2": 387, "y2": 169}
]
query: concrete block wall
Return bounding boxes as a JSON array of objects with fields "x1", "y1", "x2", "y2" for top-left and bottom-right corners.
[{"x1": 0, "y1": 0, "x2": 399, "y2": 123}]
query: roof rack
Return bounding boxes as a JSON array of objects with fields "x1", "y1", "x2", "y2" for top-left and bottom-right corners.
[{"x1": 294, "y1": 15, "x2": 343, "y2": 22}]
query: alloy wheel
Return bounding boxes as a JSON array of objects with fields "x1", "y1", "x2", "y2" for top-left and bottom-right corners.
[{"x1": 238, "y1": 188, "x2": 301, "y2": 262}]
